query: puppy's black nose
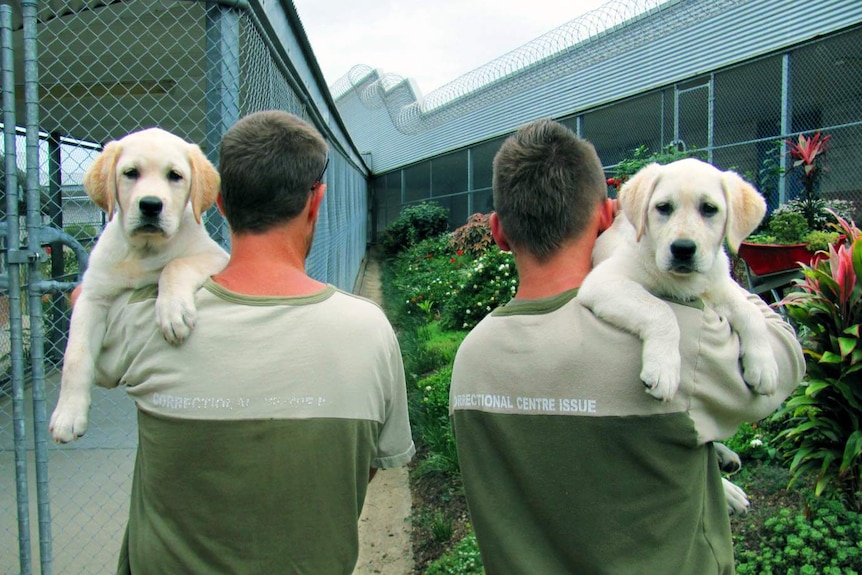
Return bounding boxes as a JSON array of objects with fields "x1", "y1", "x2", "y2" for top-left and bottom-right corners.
[
  {"x1": 138, "y1": 196, "x2": 163, "y2": 218},
  {"x1": 670, "y1": 239, "x2": 697, "y2": 260}
]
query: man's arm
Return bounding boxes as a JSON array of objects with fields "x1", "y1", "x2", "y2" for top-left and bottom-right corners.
[{"x1": 684, "y1": 287, "x2": 805, "y2": 444}]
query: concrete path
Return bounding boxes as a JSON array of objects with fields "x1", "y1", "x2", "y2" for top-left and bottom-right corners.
[{"x1": 353, "y1": 250, "x2": 414, "y2": 575}]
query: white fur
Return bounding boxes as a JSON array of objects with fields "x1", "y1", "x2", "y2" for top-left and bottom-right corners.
[
  {"x1": 49, "y1": 128, "x2": 229, "y2": 443},
  {"x1": 578, "y1": 158, "x2": 779, "y2": 401}
]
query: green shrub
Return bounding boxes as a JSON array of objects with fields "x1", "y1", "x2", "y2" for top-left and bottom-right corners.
[
  {"x1": 734, "y1": 498, "x2": 862, "y2": 574},
  {"x1": 802, "y1": 229, "x2": 842, "y2": 252},
  {"x1": 767, "y1": 210, "x2": 810, "y2": 244},
  {"x1": 381, "y1": 202, "x2": 449, "y2": 256},
  {"x1": 424, "y1": 531, "x2": 485, "y2": 575},
  {"x1": 611, "y1": 144, "x2": 693, "y2": 187},
  {"x1": 392, "y1": 235, "x2": 464, "y2": 321},
  {"x1": 440, "y1": 246, "x2": 518, "y2": 331},
  {"x1": 723, "y1": 421, "x2": 781, "y2": 463}
]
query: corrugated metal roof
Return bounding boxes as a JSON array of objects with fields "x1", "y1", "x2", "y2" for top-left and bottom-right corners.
[{"x1": 337, "y1": 0, "x2": 862, "y2": 173}]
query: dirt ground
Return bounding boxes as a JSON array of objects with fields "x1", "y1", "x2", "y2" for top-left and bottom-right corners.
[{"x1": 354, "y1": 252, "x2": 414, "y2": 574}]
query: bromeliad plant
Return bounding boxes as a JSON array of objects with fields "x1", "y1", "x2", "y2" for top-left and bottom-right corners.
[{"x1": 778, "y1": 212, "x2": 862, "y2": 510}]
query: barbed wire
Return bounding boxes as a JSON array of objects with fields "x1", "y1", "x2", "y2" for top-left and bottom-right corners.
[{"x1": 331, "y1": 0, "x2": 749, "y2": 135}]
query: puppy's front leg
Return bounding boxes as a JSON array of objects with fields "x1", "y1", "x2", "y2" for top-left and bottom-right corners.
[
  {"x1": 50, "y1": 295, "x2": 110, "y2": 442},
  {"x1": 579, "y1": 273, "x2": 682, "y2": 401},
  {"x1": 156, "y1": 249, "x2": 228, "y2": 345},
  {"x1": 710, "y1": 281, "x2": 779, "y2": 396}
]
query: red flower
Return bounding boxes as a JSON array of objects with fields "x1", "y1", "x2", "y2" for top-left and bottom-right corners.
[
  {"x1": 426, "y1": 253, "x2": 432, "y2": 259},
  {"x1": 456, "y1": 249, "x2": 463, "y2": 256},
  {"x1": 450, "y1": 258, "x2": 456, "y2": 263}
]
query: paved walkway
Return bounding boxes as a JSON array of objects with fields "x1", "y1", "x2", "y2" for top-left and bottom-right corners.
[{"x1": 353, "y1": 249, "x2": 414, "y2": 574}]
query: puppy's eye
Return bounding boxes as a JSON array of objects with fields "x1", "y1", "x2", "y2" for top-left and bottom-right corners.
[
  {"x1": 122, "y1": 168, "x2": 139, "y2": 179},
  {"x1": 655, "y1": 202, "x2": 673, "y2": 215},
  {"x1": 167, "y1": 170, "x2": 183, "y2": 183},
  {"x1": 701, "y1": 203, "x2": 719, "y2": 217}
]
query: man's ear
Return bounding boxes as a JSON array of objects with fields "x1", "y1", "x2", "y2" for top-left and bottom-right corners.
[
  {"x1": 597, "y1": 198, "x2": 616, "y2": 234},
  {"x1": 489, "y1": 212, "x2": 511, "y2": 252},
  {"x1": 308, "y1": 184, "x2": 326, "y2": 222},
  {"x1": 216, "y1": 194, "x2": 226, "y2": 216}
]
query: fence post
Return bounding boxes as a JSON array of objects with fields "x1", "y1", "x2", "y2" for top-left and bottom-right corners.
[
  {"x1": 1, "y1": 4, "x2": 32, "y2": 573},
  {"x1": 21, "y1": 0, "x2": 55, "y2": 571},
  {"x1": 204, "y1": 2, "x2": 241, "y2": 248}
]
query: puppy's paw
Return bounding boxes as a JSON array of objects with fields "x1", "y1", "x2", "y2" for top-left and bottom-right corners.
[
  {"x1": 714, "y1": 442, "x2": 742, "y2": 474},
  {"x1": 722, "y1": 477, "x2": 750, "y2": 515},
  {"x1": 742, "y1": 346, "x2": 779, "y2": 396},
  {"x1": 49, "y1": 400, "x2": 90, "y2": 443},
  {"x1": 640, "y1": 343, "x2": 681, "y2": 402},
  {"x1": 156, "y1": 295, "x2": 197, "y2": 345}
]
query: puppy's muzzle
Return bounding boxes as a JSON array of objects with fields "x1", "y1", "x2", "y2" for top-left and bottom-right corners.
[{"x1": 669, "y1": 239, "x2": 697, "y2": 273}]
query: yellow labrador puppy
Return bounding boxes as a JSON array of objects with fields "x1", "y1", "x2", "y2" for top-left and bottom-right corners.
[
  {"x1": 580, "y1": 158, "x2": 778, "y2": 402},
  {"x1": 49, "y1": 128, "x2": 229, "y2": 443}
]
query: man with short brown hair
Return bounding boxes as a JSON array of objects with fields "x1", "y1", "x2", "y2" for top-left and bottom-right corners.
[
  {"x1": 450, "y1": 118, "x2": 804, "y2": 575},
  {"x1": 95, "y1": 110, "x2": 415, "y2": 574}
]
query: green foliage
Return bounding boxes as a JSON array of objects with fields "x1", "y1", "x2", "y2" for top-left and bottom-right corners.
[
  {"x1": 768, "y1": 211, "x2": 810, "y2": 244},
  {"x1": 779, "y1": 214, "x2": 862, "y2": 509},
  {"x1": 449, "y1": 213, "x2": 494, "y2": 256},
  {"x1": 439, "y1": 246, "x2": 518, "y2": 331},
  {"x1": 393, "y1": 235, "x2": 462, "y2": 320},
  {"x1": 381, "y1": 201, "x2": 449, "y2": 256},
  {"x1": 611, "y1": 144, "x2": 694, "y2": 187},
  {"x1": 804, "y1": 230, "x2": 843, "y2": 253},
  {"x1": 724, "y1": 422, "x2": 781, "y2": 462},
  {"x1": 413, "y1": 365, "x2": 460, "y2": 477},
  {"x1": 391, "y1": 236, "x2": 517, "y2": 331},
  {"x1": 734, "y1": 498, "x2": 862, "y2": 575},
  {"x1": 424, "y1": 531, "x2": 485, "y2": 575},
  {"x1": 748, "y1": 199, "x2": 854, "y2": 248}
]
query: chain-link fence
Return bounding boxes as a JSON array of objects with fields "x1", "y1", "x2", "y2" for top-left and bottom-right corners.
[{"x1": 0, "y1": 2, "x2": 368, "y2": 574}]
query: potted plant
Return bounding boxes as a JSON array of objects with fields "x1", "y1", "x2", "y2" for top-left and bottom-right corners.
[{"x1": 739, "y1": 132, "x2": 851, "y2": 276}]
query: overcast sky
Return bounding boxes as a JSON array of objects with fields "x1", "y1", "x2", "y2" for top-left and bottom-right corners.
[{"x1": 292, "y1": 0, "x2": 612, "y2": 96}]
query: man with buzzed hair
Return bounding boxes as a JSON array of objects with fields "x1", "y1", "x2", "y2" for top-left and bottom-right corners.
[
  {"x1": 450, "y1": 119, "x2": 804, "y2": 575},
  {"x1": 92, "y1": 110, "x2": 414, "y2": 574}
]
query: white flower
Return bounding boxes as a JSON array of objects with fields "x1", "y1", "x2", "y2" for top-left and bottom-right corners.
[{"x1": 750, "y1": 438, "x2": 763, "y2": 448}]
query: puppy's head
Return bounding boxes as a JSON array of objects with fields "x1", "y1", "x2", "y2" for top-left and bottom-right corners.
[
  {"x1": 620, "y1": 158, "x2": 765, "y2": 276},
  {"x1": 84, "y1": 128, "x2": 219, "y2": 245}
]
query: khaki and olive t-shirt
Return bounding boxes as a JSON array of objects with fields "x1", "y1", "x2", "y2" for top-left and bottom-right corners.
[{"x1": 96, "y1": 279, "x2": 415, "y2": 575}]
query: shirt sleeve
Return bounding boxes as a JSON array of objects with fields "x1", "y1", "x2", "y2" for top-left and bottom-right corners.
[
  {"x1": 684, "y1": 286, "x2": 806, "y2": 444},
  {"x1": 93, "y1": 286, "x2": 159, "y2": 389},
  {"x1": 372, "y1": 328, "x2": 416, "y2": 468}
]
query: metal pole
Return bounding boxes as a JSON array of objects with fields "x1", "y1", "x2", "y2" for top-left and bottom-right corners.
[
  {"x1": 779, "y1": 52, "x2": 792, "y2": 206},
  {"x1": 204, "y1": 2, "x2": 240, "y2": 249},
  {"x1": 1, "y1": 4, "x2": 32, "y2": 573},
  {"x1": 707, "y1": 74, "x2": 715, "y2": 164},
  {"x1": 22, "y1": 0, "x2": 54, "y2": 571}
]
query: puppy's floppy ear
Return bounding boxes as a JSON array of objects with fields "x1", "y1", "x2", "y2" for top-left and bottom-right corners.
[
  {"x1": 619, "y1": 163, "x2": 662, "y2": 242},
  {"x1": 187, "y1": 144, "x2": 220, "y2": 224},
  {"x1": 84, "y1": 140, "x2": 121, "y2": 220},
  {"x1": 721, "y1": 170, "x2": 767, "y2": 254}
]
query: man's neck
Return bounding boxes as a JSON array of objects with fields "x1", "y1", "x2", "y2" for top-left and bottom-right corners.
[
  {"x1": 211, "y1": 227, "x2": 326, "y2": 297},
  {"x1": 512, "y1": 236, "x2": 594, "y2": 300}
]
